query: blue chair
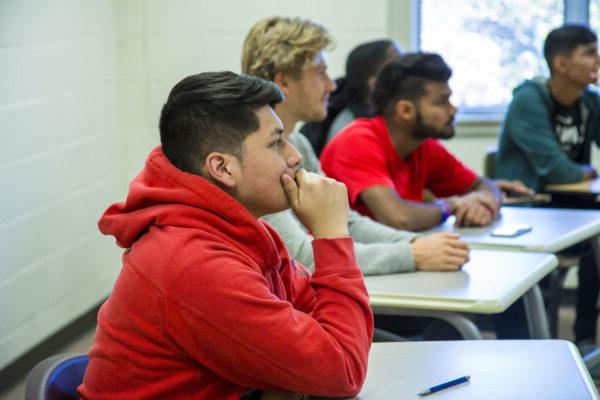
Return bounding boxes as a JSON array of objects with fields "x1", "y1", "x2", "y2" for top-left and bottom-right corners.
[{"x1": 25, "y1": 353, "x2": 88, "y2": 400}]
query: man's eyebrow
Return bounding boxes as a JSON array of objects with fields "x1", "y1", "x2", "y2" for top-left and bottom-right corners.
[{"x1": 271, "y1": 127, "x2": 284, "y2": 136}]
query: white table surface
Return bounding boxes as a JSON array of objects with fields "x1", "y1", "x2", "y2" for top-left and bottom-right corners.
[
  {"x1": 427, "y1": 206, "x2": 600, "y2": 253},
  {"x1": 365, "y1": 249, "x2": 557, "y2": 314},
  {"x1": 336, "y1": 340, "x2": 599, "y2": 400}
]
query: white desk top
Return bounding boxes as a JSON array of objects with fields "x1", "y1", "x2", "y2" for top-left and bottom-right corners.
[
  {"x1": 340, "y1": 340, "x2": 598, "y2": 400},
  {"x1": 428, "y1": 206, "x2": 600, "y2": 253},
  {"x1": 365, "y1": 250, "x2": 557, "y2": 314}
]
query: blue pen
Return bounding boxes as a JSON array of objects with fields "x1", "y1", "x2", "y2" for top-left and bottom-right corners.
[{"x1": 418, "y1": 375, "x2": 470, "y2": 396}]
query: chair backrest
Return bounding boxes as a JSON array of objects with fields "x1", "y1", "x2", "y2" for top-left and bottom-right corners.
[
  {"x1": 483, "y1": 145, "x2": 498, "y2": 179},
  {"x1": 25, "y1": 353, "x2": 89, "y2": 400}
]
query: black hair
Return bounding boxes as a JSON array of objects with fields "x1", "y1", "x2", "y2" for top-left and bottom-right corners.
[
  {"x1": 159, "y1": 71, "x2": 283, "y2": 174},
  {"x1": 301, "y1": 39, "x2": 399, "y2": 155},
  {"x1": 340, "y1": 39, "x2": 399, "y2": 114},
  {"x1": 372, "y1": 52, "x2": 452, "y2": 117},
  {"x1": 544, "y1": 25, "x2": 597, "y2": 75}
]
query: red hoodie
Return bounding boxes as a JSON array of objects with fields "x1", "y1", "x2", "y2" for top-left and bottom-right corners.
[{"x1": 78, "y1": 147, "x2": 373, "y2": 399}]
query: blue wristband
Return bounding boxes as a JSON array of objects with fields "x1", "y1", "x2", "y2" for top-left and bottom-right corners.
[{"x1": 435, "y1": 199, "x2": 452, "y2": 223}]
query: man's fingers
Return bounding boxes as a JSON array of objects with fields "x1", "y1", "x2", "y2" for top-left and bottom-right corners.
[
  {"x1": 470, "y1": 207, "x2": 486, "y2": 225},
  {"x1": 438, "y1": 233, "x2": 469, "y2": 249},
  {"x1": 454, "y1": 207, "x2": 466, "y2": 227},
  {"x1": 477, "y1": 194, "x2": 499, "y2": 212},
  {"x1": 446, "y1": 237, "x2": 470, "y2": 250},
  {"x1": 294, "y1": 168, "x2": 307, "y2": 187},
  {"x1": 441, "y1": 256, "x2": 464, "y2": 270},
  {"x1": 513, "y1": 181, "x2": 534, "y2": 195},
  {"x1": 464, "y1": 206, "x2": 492, "y2": 226},
  {"x1": 445, "y1": 246, "x2": 470, "y2": 262},
  {"x1": 461, "y1": 207, "x2": 477, "y2": 226},
  {"x1": 442, "y1": 232, "x2": 461, "y2": 239},
  {"x1": 281, "y1": 173, "x2": 299, "y2": 208},
  {"x1": 476, "y1": 206, "x2": 493, "y2": 225}
]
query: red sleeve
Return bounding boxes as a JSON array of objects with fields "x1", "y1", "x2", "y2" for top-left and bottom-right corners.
[
  {"x1": 321, "y1": 127, "x2": 394, "y2": 206},
  {"x1": 424, "y1": 140, "x2": 477, "y2": 197},
  {"x1": 163, "y1": 238, "x2": 373, "y2": 398}
]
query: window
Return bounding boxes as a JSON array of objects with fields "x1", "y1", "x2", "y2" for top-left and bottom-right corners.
[
  {"x1": 419, "y1": 0, "x2": 582, "y2": 119},
  {"x1": 590, "y1": 0, "x2": 600, "y2": 33}
]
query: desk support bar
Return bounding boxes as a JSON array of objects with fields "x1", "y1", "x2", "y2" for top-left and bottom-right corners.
[
  {"x1": 523, "y1": 284, "x2": 550, "y2": 339},
  {"x1": 370, "y1": 306, "x2": 483, "y2": 340},
  {"x1": 590, "y1": 235, "x2": 600, "y2": 309}
]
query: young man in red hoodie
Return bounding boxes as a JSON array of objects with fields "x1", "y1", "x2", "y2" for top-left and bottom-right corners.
[{"x1": 78, "y1": 72, "x2": 373, "y2": 399}]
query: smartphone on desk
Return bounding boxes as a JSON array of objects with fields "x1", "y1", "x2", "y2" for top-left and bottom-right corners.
[{"x1": 490, "y1": 224, "x2": 532, "y2": 238}]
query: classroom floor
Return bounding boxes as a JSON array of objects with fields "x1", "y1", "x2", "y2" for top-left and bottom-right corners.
[{"x1": 0, "y1": 300, "x2": 586, "y2": 400}]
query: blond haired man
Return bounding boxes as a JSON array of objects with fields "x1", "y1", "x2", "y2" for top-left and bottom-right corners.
[{"x1": 244, "y1": 17, "x2": 470, "y2": 276}]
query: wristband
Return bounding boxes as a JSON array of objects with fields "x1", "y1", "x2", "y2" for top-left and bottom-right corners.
[{"x1": 434, "y1": 199, "x2": 452, "y2": 224}]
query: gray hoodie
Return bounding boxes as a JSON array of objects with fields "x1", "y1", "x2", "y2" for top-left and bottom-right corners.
[{"x1": 262, "y1": 131, "x2": 419, "y2": 274}]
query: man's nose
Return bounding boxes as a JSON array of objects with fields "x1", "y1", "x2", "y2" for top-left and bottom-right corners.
[
  {"x1": 449, "y1": 102, "x2": 458, "y2": 116},
  {"x1": 326, "y1": 74, "x2": 337, "y2": 93},
  {"x1": 284, "y1": 139, "x2": 303, "y2": 168}
]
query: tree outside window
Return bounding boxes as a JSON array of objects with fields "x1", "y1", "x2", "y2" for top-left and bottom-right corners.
[
  {"x1": 420, "y1": 0, "x2": 564, "y2": 115},
  {"x1": 590, "y1": 0, "x2": 600, "y2": 34}
]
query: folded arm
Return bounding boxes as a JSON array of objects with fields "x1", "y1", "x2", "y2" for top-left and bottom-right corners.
[{"x1": 164, "y1": 239, "x2": 372, "y2": 398}]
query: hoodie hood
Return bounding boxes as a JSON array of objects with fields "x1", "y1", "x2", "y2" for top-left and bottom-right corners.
[
  {"x1": 99, "y1": 146, "x2": 283, "y2": 272},
  {"x1": 514, "y1": 76, "x2": 600, "y2": 112}
]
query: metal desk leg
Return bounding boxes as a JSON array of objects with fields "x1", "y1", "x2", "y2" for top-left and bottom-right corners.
[
  {"x1": 590, "y1": 235, "x2": 600, "y2": 309},
  {"x1": 370, "y1": 306, "x2": 483, "y2": 340},
  {"x1": 523, "y1": 284, "x2": 550, "y2": 339},
  {"x1": 583, "y1": 348, "x2": 600, "y2": 371}
]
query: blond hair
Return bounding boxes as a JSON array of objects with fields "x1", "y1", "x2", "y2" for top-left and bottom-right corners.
[{"x1": 242, "y1": 17, "x2": 334, "y2": 80}]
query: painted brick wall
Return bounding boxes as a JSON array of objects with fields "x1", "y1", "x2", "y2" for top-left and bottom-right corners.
[{"x1": 0, "y1": 0, "x2": 127, "y2": 368}]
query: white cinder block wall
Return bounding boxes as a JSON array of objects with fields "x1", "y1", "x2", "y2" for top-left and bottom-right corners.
[
  {"x1": 0, "y1": 0, "x2": 127, "y2": 369},
  {"x1": 3, "y1": 0, "x2": 503, "y2": 369}
]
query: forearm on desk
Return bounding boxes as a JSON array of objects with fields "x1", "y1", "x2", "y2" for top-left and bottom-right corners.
[
  {"x1": 348, "y1": 210, "x2": 419, "y2": 243},
  {"x1": 354, "y1": 241, "x2": 416, "y2": 275}
]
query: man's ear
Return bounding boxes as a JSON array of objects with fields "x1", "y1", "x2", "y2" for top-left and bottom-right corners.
[
  {"x1": 203, "y1": 152, "x2": 239, "y2": 188},
  {"x1": 393, "y1": 99, "x2": 417, "y2": 122},
  {"x1": 273, "y1": 71, "x2": 293, "y2": 96},
  {"x1": 553, "y1": 55, "x2": 568, "y2": 75}
]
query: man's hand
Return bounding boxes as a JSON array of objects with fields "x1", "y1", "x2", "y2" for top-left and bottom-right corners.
[
  {"x1": 411, "y1": 232, "x2": 470, "y2": 271},
  {"x1": 495, "y1": 179, "x2": 535, "y2": 199},
  {"x1": 582, "y1": 164, "x2": 598, "y2": 180},
  {"x1": 282, "y1": 169, "x2": 349, "y2": 239},
  {"x1": 450, "y1": 192, "x2": 499, "y2": 227}
]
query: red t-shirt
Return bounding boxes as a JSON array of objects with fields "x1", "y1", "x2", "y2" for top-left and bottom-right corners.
[{"x1": 320, "y1": 116, "x2": 477, "y2": 218}]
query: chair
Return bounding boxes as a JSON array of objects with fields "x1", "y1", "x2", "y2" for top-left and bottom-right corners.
[
  {"x1": 372, "y1": 327, "x2": 408, "y2": 342},
  {"x1": 25, "y1": 353, "x2": 88, "y2": 400},
  {"x1": 483, "y1": 145, "x2": 497, "y2": 179}
]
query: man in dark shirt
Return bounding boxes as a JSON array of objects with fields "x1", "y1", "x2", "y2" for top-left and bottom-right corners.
[
  {"x1": 498, "y1": 25, "x2": 600, "y2": 191},
  {"x1": 498, "y1": 24, "x2": 600, "y2": 357}
]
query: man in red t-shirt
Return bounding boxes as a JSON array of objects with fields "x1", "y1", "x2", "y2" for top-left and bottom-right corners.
[{"x1": 321, "y1": 52, "x2": 502, "y2": 231}]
